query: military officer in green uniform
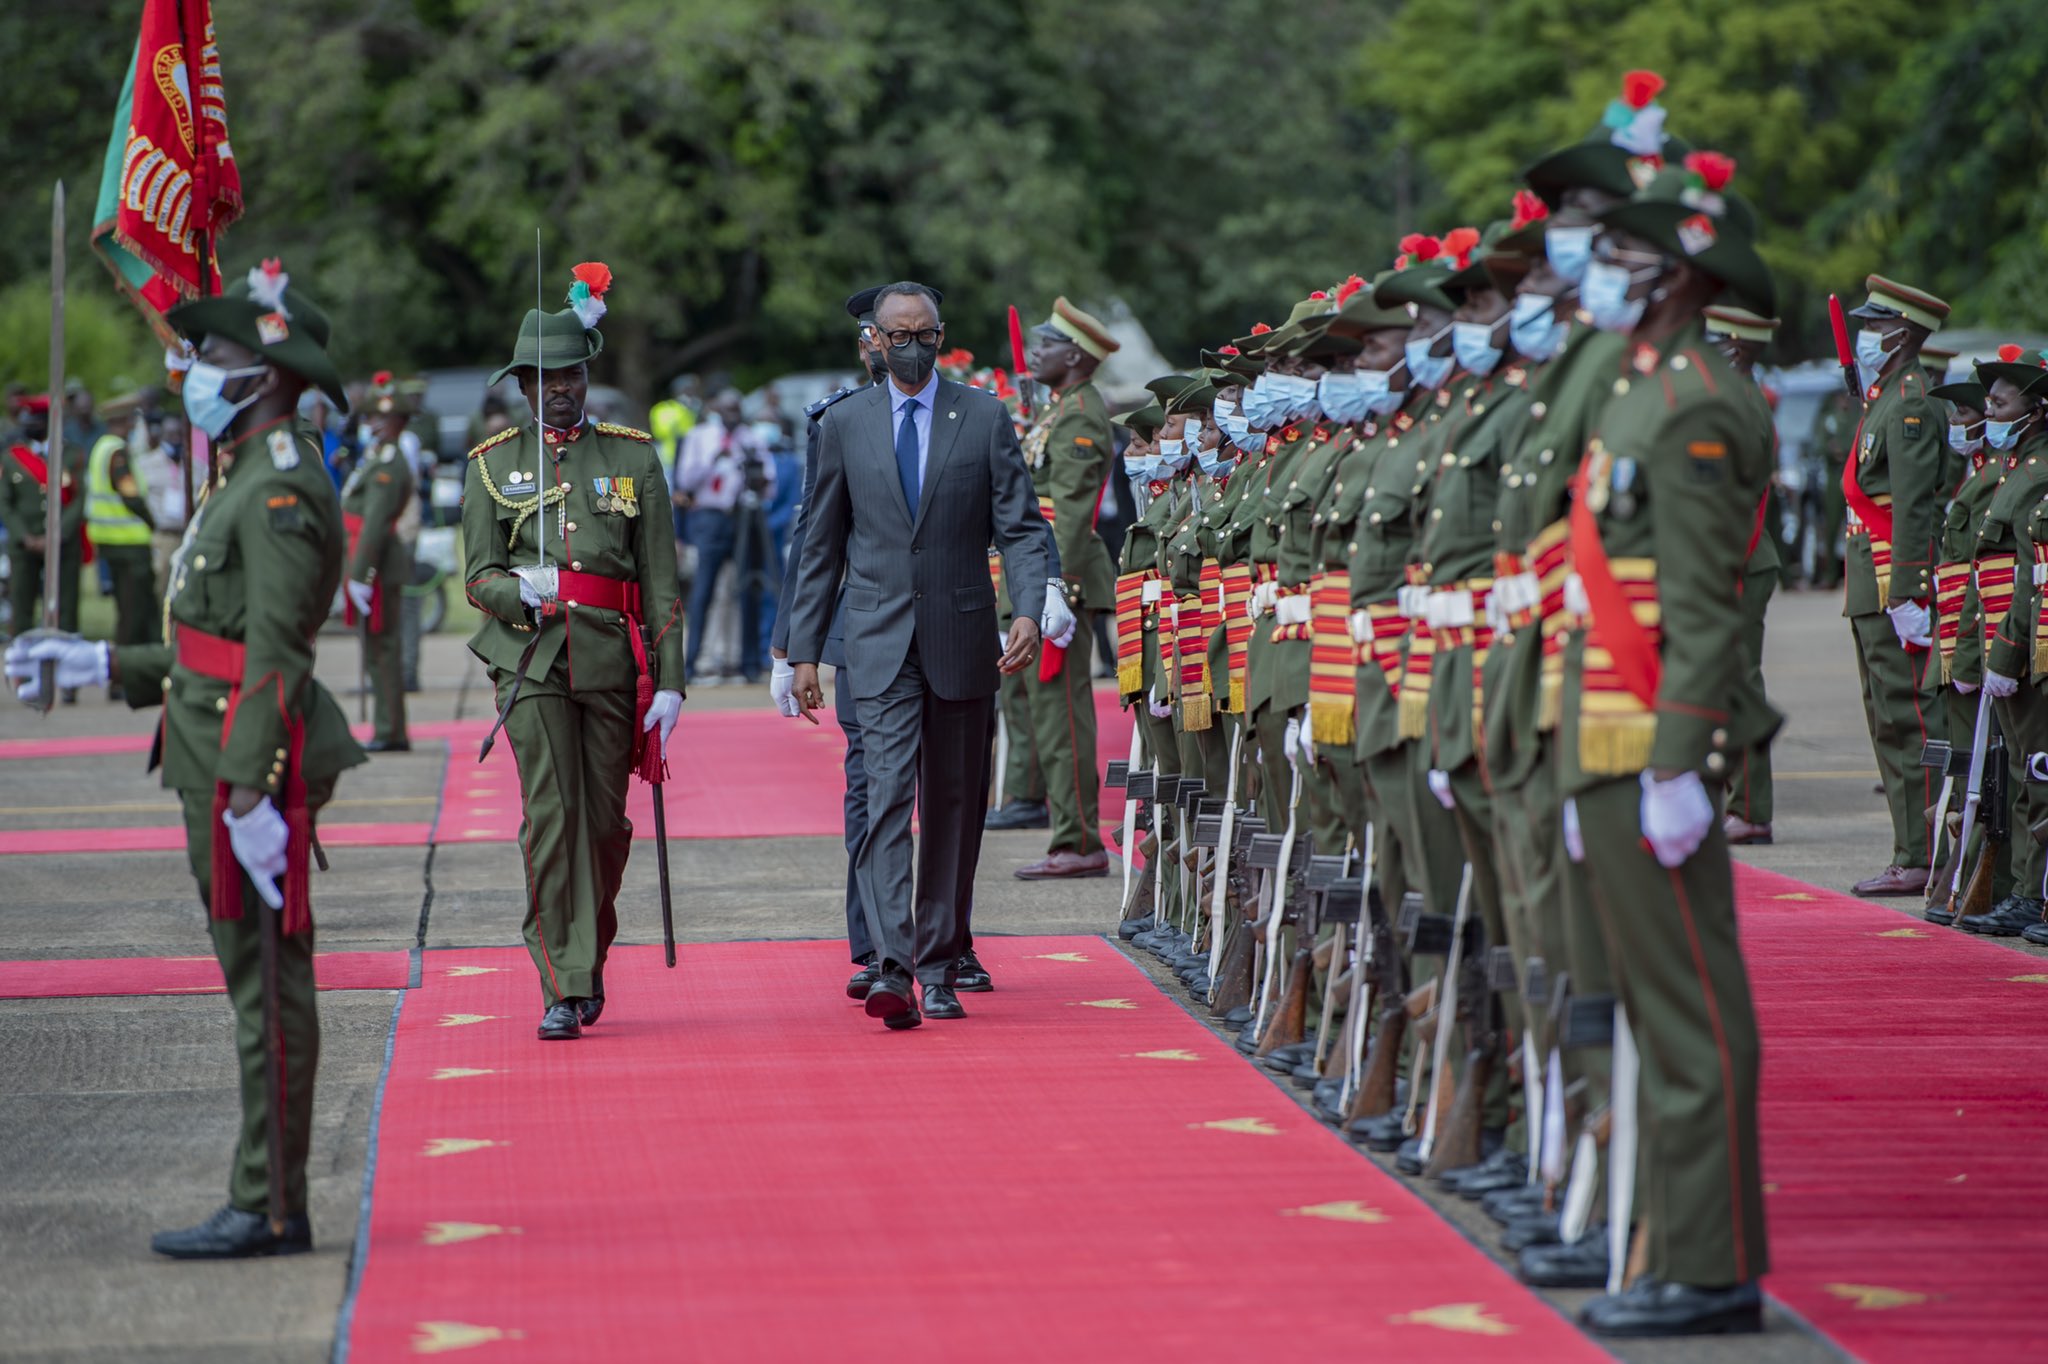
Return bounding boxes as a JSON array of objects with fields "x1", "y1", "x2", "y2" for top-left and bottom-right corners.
[
  {"x1": 461, "y1": 266, "x2": 686, "y2": 1039},
  {"x1": 342, "y1": 375, "x2": 418, "y2": 751},
  {"x1": 1806, "y1": 386, "x2": 1857, "y2": 589},
  {"x1": 1840, "y1": 274, "x2": 1951, "y2": 896},
  {"x1": 8, "y1": 260, "x2": 366, "y2": 1257},
  {"x1": 1, "y1": 395, "x2": 86, "y2": 646},
  {"x1": 1557, "y1": 153, "x2": 1776, "y2": 1336},
  {"x1": 1109, "y1": 394, "x2": 1175, "y2": 920},
  {"x1": 1701, "y1": 305, "x2": 1785, "y2": 845},
  {"x1": 85, "y1": 417, "x2": 161, "y2": 652},
  {"x1": 1014, "y1": 297, "x2": 1119, "y2": 880}
]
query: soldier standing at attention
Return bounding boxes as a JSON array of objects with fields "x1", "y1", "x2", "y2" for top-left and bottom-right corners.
[
  {"x1": 1014, "y1": 298, "x2": 1118, "y2": 880},
  {"x1": 342, "y1": 374, "x2": 418, "y2": 752},
  {"x1": 8, "y1": 261, "x2": 365, "y2": 1257},
  {"x1": 85, "y1": 412, "x2": 161, "y2": 658},
  {"x1": 1840, "y1": 275, "x2": 1951, "y2": 897},
  {"x1": 461, "y1": 264, "x2": 685, "y2": 1040},
  {"x1": 2, "y1": 396, "x2": 87, "y2": 649}
]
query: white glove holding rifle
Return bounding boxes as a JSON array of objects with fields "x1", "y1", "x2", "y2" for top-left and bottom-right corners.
[
  {"x1": 1985, "y1": 670, "x2": 2019, "y2": 699},
  {"x1": 1887, "y1": 599, "x2": 1932, "y2": 650}
]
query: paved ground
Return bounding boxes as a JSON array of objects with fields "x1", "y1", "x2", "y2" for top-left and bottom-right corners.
[{"x1": 0, "y1": 587, "x2": 2034, "y2": 1361}]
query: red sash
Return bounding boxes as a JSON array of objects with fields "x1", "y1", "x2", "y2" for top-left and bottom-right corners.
[
  {"x1": 1568, "y1": 456, "x2": 1660, "y2": 708},
  {"x1": 340, "y1": 512, "x2": 385, "y2": 633},
  {"x1": 8, "y1": 445, "x2": 92, "y2": 564},
  {"x1": 556, "y1": 569, "x2": 664, "y2": 783},
  {"x1": 1840, "y1": 409, "x2": 1892, "y2": 548}
]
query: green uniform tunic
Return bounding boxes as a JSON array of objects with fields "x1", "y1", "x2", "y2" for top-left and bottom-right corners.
[
  {"x1": 340, "y1": 441, "x2": 417, "y2": 747},
  {"x1": 0, "y1": 439, "x2": 86, "y2": 635},
  {"x1": 462, "y1": 418, "x2": 686, "y2": 1007},
  {"x1": 1977, "y1": 432, "x2": 2048, "y2": 900},
  {"x1": 112, "y1": 420, "x2": 366, "y2": 1217},
  {"x1": 1557, "y1": 321, "x2": 1774, "y2": 1290},
  {"x1": 1020, "y1": 383, "x2": 1115, "y2": 856},
  {"x1": 1239, "y1": 428, "x2": 1314, "y2": 829},
  {"x1": 1843, "y1": 365, "x2": 1947, "y2": 870},
  {"x1": 1727, "y1": 376, "x2": 1781, "y2": 826},
  {"x1": 1933, "y1": 450, "x2": 2014, "y2": 903},
  {"x1": 1117, "y1": 476, "x2": 1183, "y2": 911}
]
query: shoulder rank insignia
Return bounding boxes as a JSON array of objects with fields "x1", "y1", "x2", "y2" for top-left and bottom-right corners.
[
  {"x1": 468, "y1": 426, "x2": 520, "y2": 461},
  {"x1": 268, "y1": 429, "x2": 300, "y2": 471},
  {"x1": 806, "y1": 386, "x2": 858, "y2": 419},
  {"x1": 595, "y1": 421, "x2": 652, "y2": 443}
]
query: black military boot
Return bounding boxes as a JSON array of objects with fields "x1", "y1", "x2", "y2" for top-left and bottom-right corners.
[
  {"x1": 1580, "y1": 1278, "x2": 1762, "y2": 1337},
  {"x1": 1957, "y1": 895, "x2": 2045, "y2": 936},
  {"x1": 2022, "y1": 920, "x2": 2048, "y2": 946},
  {"x1": 577, "y1": 969, "x2": 605, "y2": 1026},
  {"x1": 152, "y1": 1204, "x2": 311, "y2": 1259},
  {"x1": 1519, "y1": 1232, "x2": 1610, "y2": 1287}
]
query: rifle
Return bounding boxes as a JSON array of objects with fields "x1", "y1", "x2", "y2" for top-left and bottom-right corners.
[
  {"x1": 1923, "y1": 738, "x2": 1969, "y2": 914},
  {"x1": 1827, "y1": 294, "x2": 1862, "y2": 404},
  {"x1": 1206, "y1": 813, "x2": 1264, "y2": 1017},
  {"x1": 1118, "y1": 768, "x2": 1156, "y2": 921},
  {"x1": 1415, "y1": 864, "x2": 1475, "y2": 1167},
  {"x1": 1424, "y1": 927, "x2": 1500, "y2": 1178},
  {"x1": 1111, "y1": 715, "x2": 1142, "y2": 912},
  {"x1": 1952, "y1": 730, "x2": 2008, "y2": 923},
  {"x1": 1345, "y1": 889, "x2": 1411, "y2": 1123},
  {"x1": 1252, "y1": 756, "x2": 1306, "y2": 1036},
  {"x1": 28, "y1": 183, "x2": 67, "y2": 714},
  {"x1": 1206, "y1": 723, "x2": 1246, "y2": 978},
  {"x1": 1007, "y1": 305, "x2": 1040, "y2": 420}
]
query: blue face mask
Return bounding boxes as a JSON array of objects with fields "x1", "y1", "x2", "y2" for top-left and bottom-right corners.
[
  {"x1": 1948, "y1": 423, "x2": 1983, "y2": 456},
  {"x1": 1545, "y1": 225, "x2": 1595, "y2": 284},
  {"x1": 1155, "y1": 437, "x2": 1192, "y2": 475},
  {"x1": 1855, "y1": 328, "x2": 1895, "y2": 392},
  {"x1": 181, "y1": 361, "x2": 270, "y2": 439},
  {"x1": 1241, "y1": 376, "x2": 1289, "y2": 429},
  {"x1": 1987, "y1": 416, "x2": 2034, "y2": 452},
  {"x1": 1451, "y1": 321, "x2": 1504, "y2": 377},
  {"x1": 1197, "y1": 449, "x2": 1235, "y2": 478},
  {"x1": 1356, "y1": 367, "x2": 1406, "y2": 417},
  {"x1": 1263, "y1": 374, "x2": 1320, "y2": 423},
  {"x1": 1405, "y1": 328, "x2": 1453, "y2": 391},
  {"x1": 1509, "y1": 293, "x2": 1568, "y2": 361},
  {"x1": 1317, "y1": 373, "x2": 1373, "y2": 425},
  {"x1": 1582, "y1": 260, "x2": 1646, "y2": 334}
]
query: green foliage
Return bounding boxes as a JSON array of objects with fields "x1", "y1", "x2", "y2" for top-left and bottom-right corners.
[{"x1": 0, "y1": 276, "x2": 164, "y2": 400}]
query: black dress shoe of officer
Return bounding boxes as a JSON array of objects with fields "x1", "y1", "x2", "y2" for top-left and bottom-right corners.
[
  {"x1": 1222, "y1": 1004, "x2": 1254, "y2": 1027},
  {"x1": 1502, "y1": 1213, "x2": 1562, "y2": 1251},
  {"x1": 1520, "y1": 1235, "x2": 1611, "y2": 1288},
  {"x1": 2023, "y1": 920, "x2": 2048, "y2": 946},
  {"x1": 922, "y1": 984, "x2": 966, "y2": 1020},
  {"x1": 847, "y1": 954, "x2": 881, "y2": 1000},
  {"x1": 1352, "y1": 1114, "x2": 1409, "y2": 1151},
  {"x1": 1118, "y1": 915, "x2": 1155, "y2": 940},
  {"x1": 152, "y1": 1204, "x2": 312, "y2": 1259},
  {"x1": 984, "y1": 798, "x2": 1050, "y2": 830},
  {"x1": 953, "y1": 952, "x2": 993, "y2": 992},
  {"x1": 1580, "y1": 1278, "x2": 1763, "y2": 1338},
  {"x1": 865, "y1": 970, "x2": 920, "y2": 1030},
  {"x1": 577, "y1": 970, "x2": 605, "y2": 1027},
  {"x1": 1450, "y1": 1150, "x2": 1529, "y2": 1198},
  {"x1": 1259, "y1": 1041, "x2": 1314, "y2": 1073},
  {"x1": 538, "y1": 1002, "x2": 581, "y2": 1040},
  {"x1": 1394, "y1": 1137, "x2": 1427, "y2": 1175},
  {"x1": 1483, "y1": 1185, "x2": 1547, "y2": 1224},
  {"x1": 1959, "y1": 896, "x2": 2046, "y2": 936}
]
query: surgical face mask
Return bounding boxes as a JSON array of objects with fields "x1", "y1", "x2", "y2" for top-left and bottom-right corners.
[
  {"x1": 1451, "y1": 321, "x2": 1504, "y2": 377},
  {"x1": 1355, "y1": 367, "x2": 1406, "y2": 418},
  {"x1": 1240, "y1": 375, "x2": 1286, "y2": 429},
  {"x1": 863, "y1": 350, "x2": 890, "y2": 383},
  {"x1": 1854, "y1": 328, "x2": 1895, "y2": 392},
  {"x1": 1405, "y1": 328, "x2": 1453, "y2": 391},
  {"x1": 1545, "y1": 225, "x2": 1595, "y2": 284},
  {"x1": 1197, "y1": 449, "x2": 1236, "y2": 478},
  {"x1": 1582, "y1": 260, "x2": 1647, "y2": 334},
  {"x1": 1317, "y1": 373, "x2": 1374, "y2": 425},
  {"x1": 1263, "y1": 373, "x2": 1320, "y2": 423},
  {"x1": 1949, "y1": 422, "x2": 1983, "y2": 456},
  {"x1": 1218, "y1": 407, "x2": 1259, "y2": 452},
  {"x1": 1986, "y1": 415, "x2": 2034, "y2": 452},
  {"x1": 1509, "y1": 293, "x2": 1569, "y2": 362},
  {"x1": 181, "y1": 361, "x2": 269, "y2": 439},
  {"x1": 1156, "y1": 437, "x2": 1191, "y2": 474}
]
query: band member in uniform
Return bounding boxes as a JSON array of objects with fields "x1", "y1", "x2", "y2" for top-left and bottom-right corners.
[{"x1": 342, "y1": 374, "x2": 417, "y2": 751}]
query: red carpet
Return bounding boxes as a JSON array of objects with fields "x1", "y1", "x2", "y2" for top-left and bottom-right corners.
[
  {"x1": 0, "y1": 950, "x2": 409, "y2": 998},
  {"x1": 1736, "y1": 861, "x2": 2048, "y2": 1361},
  {"x1": 341, "y1": 937, "x2": 1600, "y2": 1363}
]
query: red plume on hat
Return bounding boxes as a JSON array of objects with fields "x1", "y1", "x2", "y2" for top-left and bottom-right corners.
[
  {"x1": 1396, "y1": 233, "x2": 1441, "y2": 270},
  {"x1": 1336, "y1": 274, "x2": 1366, "y2": 304},
  {"x1": 1622, "y1": 70, "x2": 1665, "y2": 109},
  {"x1": 1250, "y1": 322, "x2": 1273, "y2": 335},
  {"x1": 1218, "y1": 345, "x2": 1241, "y2": 356},
  {"x1": 1511, "y1": 190, "x2": 1549, "y2": 232},
  {"x1": 1999, "y1": 343, "x2": 2026, "y2": 364},
  {"x1": 1683, "y1": 151, "x2": 1737, "y2": 194},
  {"x1": 1441, "y1": 226, "x2": 1481, "y2": 270},
  {"x1": 371, "y1": 370, "x2": 393, "y2": 387},
  {"x1": 1309, "y1": 289, "x2": 1329, "y2": 301}
]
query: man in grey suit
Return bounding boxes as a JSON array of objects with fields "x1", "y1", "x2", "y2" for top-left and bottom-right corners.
[{"x1": 789, "y1": 281, "x2": 1050, "y2": 1030}]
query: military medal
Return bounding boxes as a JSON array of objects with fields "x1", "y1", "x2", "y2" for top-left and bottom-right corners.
[
  {"x1": 1611, "y1": 456, "x2": 1639, "y2": 518},
  {"x1": 1585, "y1": 443, "x2": 1613, "y2": 515},
  {"x1": 268, "y1": 428, "x2": 300, "y2": 471}
]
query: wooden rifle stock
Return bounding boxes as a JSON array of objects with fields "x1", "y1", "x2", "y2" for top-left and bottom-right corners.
[
  {"x1": 1255, "y1": 944, "x2": 1314, "y2": 1054},
  {"x1": 1952, "y1": 735, "x2": 2009, "y2": 921},
  {"x1": 1208, "y1": 905, "x2": 1256, "y2": 1016},
  {"x1": 1119, "y1": 830, "x2": 1158, "y2": 921},
  {"x1": 1424, "y1": 954, "x2": 1499, "y2": 1177},
  {"x1": 1929, "y1": 809, "x2": 1966, "y2": 914}
]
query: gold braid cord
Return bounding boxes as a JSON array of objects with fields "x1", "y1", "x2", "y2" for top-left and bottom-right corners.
[{"x1": 472, "y1": 444, "x2": 566, "y2": 550}]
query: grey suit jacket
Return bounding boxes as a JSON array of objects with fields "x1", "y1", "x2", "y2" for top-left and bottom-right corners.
[
  {"x1": 772, "y1": 386, "x2": 861, "y2": 668},
  {"x1": 787, "y1": 379, "x2": 1051, "y2": 701}
]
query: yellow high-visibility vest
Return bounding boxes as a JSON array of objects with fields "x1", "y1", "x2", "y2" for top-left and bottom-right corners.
[
  {"x1": 650, "y1": 399, "x2": 696, "y2": 479},
  {"x1": 86, "y1": 433, "x2": 151, "y2": 547}
]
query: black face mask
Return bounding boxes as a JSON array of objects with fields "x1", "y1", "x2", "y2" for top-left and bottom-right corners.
[
  {"x1": 886, "y1": 339, "x2": 938, "y2": 389},
  {"x1": 864, "y1": 351, "x2": 890, "y2": 383}
]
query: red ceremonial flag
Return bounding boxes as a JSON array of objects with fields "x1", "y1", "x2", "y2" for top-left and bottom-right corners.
[{"x1": 91, "y1": 0, "x2": 244, "y2": 345}]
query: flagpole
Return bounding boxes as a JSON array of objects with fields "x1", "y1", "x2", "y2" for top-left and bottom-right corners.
[{"x1": 199, "y1": 228, "x2": 218, "y2": 495}]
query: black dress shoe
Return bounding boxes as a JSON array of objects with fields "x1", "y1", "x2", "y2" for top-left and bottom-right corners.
[
  {"x1": 1580, "y1": 1278, "x2": 1763, "y2": 1338},
  {"x1": 1502, "y1": 1212, "x2": 1562, "y2": 1251},
  {"x1": 538, "y1": 1002, "x2": 581, "y2": 1040},
  {"x1": 1924, "y1": 901, "x2": 1958, "y2": 926},
  {"x1": 1353, "y1": 1114, "x2": 1409, "y2": 1152},
  {"x1": 922, "y1": 984, "x2": 966, "y2": 1020},
  {"x1": 2023, "y1": 920, "x2": 2048, "y2": 946},
  {"x1": 1118, "y1": 915, "x2": 1155, "y2": 940},
  {"x1": 1222, "y1": 1005, "x2": 1254, "y2": 1027},
  {"x1": 984, "y1": 798, "x2": 1051, "y2": 830},
  {"x1": 953, "y1": 952, "x2": 993, "y2": 992},
  {"x1": 1520, "y1": 1235, "x2": 1611, "y2": 1287},
  {"x1": 1394, "y1": 1137, "x2": 1427, "y2": 1175},
  {"x1": 1483, "y1": 1186, "x2": 1547, "y2": 1224},
  {"x1": 846, "y1": 954, "x2": 881, "y2": 1001},
  {"x1": 152, "y1": 1204, "x2": 311, "y2": 1259},
  {"x1": 577, "y1": 970, "x2": 605, "y2": 1027},
  {"x1": 1259, "y1": 1042, "x2": 1314, "y2": 1073},
  {"x1": 865, "y1": 971, "x2": 920, "y2": 1030},
  {"x1": 1452, "y1": 1152, "x2": 1529, "y2": 1199},
  {"x1": 363, "y1": 739, "x2": 412, "y2": 753},
  {"x1": 1958, "y1": 895, "x2": 2045, "y2": 936}
]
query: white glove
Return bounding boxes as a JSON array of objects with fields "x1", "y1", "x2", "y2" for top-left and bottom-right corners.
[
  {"x1": 1041, "y1": 580, "x2": 1078, "y2": 650},
  {"x1": 1485, "y1": 591, "x2": 1508, "y2": 633},
  {"x1": 1954, "y1": 678, "x2": 1981, "y2": 696},
  {"x1": 641, "y1": 688, "x2": 683, "y2": 756},
  {"x1": 1295, "y1": 708, "x2": 1317, "y2": 765},
  {"x1": 1275, "y1": 592, "x2": 1311, "y2": 626},
  {"x1": 1639, "y1": 769, "x2": 1715, "y2": 870},
  {"x1": 1348, "y1": 609, "x2": 1372, "y2": 644},
  {"x1": 221, "y1": 797, "x2": 289, "y2": 911},
  {"x1": 513, "y1": 564, "x2": 558, "y2": 609},
  {"x1": 346, "y1": 580, "x2": 375, "y2": 616},
  {"x1": 1985, "y1": 670, "x2": 2020, "y2": 699},
  {"x1": 1284, "y1": 717, "x2": 1304, "y2": 769},
  {"x1": 1427, "y1": 768, "x2": 1456, "y2": 810},
  {"x1": 1563, "y1": 573, "x2": 1591, "y2": 617},
  {"x1": 1563, "y1": 797, "x2": 1585, "y2": 863},
  {"x1": 1148, "y1": 694, "x2": 1173, "y2": 719},
  {"x1": 770, "y1": 658, "x2": 800, "y2": 718},
  {"x1": 1887, "y1": 599, "x2": 1933, "y2": 649},
  {"x1": 5, "y1": 636, "x2": 110, "y2": 704}
]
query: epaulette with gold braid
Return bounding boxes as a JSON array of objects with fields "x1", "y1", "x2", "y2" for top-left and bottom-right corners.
[
  {"x1": 596, "y1": 421, "x2": 652, "y2": 443},
  {"x1": 467, "y1": 427, "x2": 520, "y2": 460}
]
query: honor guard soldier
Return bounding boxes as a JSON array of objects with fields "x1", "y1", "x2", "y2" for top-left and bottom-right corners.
[
  {"x1": 8, "y1": 260, "x2": 367, "y2": 1257},
  {"x1": 85, "y1": 412, "x2": 162, "y2": 653},
  {"x1": 461, "y1": 264, "x2": 686, "y2": 1040},
  {"x1": 1014, "y1": 297, "x2": 1119, "y2": 880},
  {"x1": 1559, "y1": 153, "x2": 1776, "y2": 1336},
  {"x1": 343, "y1": 373, "x2": 418, "y2": 751},
  {"x1": 2, "y1": 395, "x2": 87, "y2": 651},
  {"x1": 1840, "y1": 274, "x2": 1952, "y2": 897}
]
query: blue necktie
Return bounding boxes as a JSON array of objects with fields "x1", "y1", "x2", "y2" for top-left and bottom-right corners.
[{"x1": 894, "y1": 397, "x2": 922, "y2": 515}]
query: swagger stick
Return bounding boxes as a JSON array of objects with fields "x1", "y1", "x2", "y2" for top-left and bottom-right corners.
[{"x1": 32, "y1": 183, "x2": 68, "y2": 714}]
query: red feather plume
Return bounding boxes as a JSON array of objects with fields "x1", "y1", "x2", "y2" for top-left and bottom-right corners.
[
  {"x1": 1622, "y1": 70, "x2": 1665, "y2": 109},
  {"x1": 1684, "y1": 151, "x2": 1736, "y2": 193},
  {"x1": 371, "y1": 370, "x2": 393, "y2": 387},
  {"x1": 1511, "y1": 190, "x2": 1549, "y2": 230},
  {"x1": 1441, "y1": 226, "x2": 1481, "y2": 267},
  {"x1": 1336, "y1": 274, "x2": 1366, "y2": 304},
  {"x1": 1398, "y1": 233, "x2": 1440, "y2": 263},
  {"x1": 2000, "y1": 343, "x2": 2025, "y2": 363},
  {"x1": 571, "y1": 261, "x2": 612, "y2": 297},
  {"x1": 1218, "y1": 345, "x2": 1241, "y2": 356},
  {"x1": 1250, "y1": 322, "x2": 1273, "y2": 335}
]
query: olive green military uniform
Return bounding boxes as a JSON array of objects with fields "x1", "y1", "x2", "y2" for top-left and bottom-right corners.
[
  {"x1": 1241, "y1": 426, "x2": 1315, "y2": 829},
  {"x1": 1807, "y1": 388, "x2": 1857, "y2": 589},
  {"x1": 341, "y1": 440, "x2": 416, "y2": 747},
  {"x1": 87, "y1": 432, "x2": 162, "y2": 647},
  {"x1": 997, "y1": 669, "x2": 1046, "y2": 806},
  {"x1": 1117, "y1": 467, "x2": 1184, "y2": 912},
  {"x1": 463, "y1": 416, "x2": 686, "y2": 1007},
  {"x1": 1020, "y1": 381, "x2": 1115, "y2": 856},
  {"x1": 0, "y1": 438, "x2": 86, "y2": 635},
  {"x1": 1166, "y1": 474, "x2": 1231, "y2": 786},
  {"x1": 1727, "y1": 377, "x2": 1781, "y2": 827},
  {"x1": 1844, "y1": 364, "x2": 1948, "y2": 872},
  {"x1": 1937, "y1": 448, "x2": 2016, "y2": 905},
  {"x1": 1559, "y1": 319, "x2": 1774, "y2": 1290},
  {"x1": 113, "y1": 418, "x2": 367, "y2": 1218},
  {"x1": 1977, "y1": 429, "x2": 2048, "y2": 900}
]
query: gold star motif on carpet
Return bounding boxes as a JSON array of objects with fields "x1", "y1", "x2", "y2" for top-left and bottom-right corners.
[
  {"x1": 1282, "y1": 1200, "x2": 1388, "y2": 1224},
  {"x1": 422, "y1": 1222, "x2": 521, "y2": 1246},
  {"x1": 411, "y1": 1321, "x2": 525, "y2": 1353},
  {"x1": 422, "y1": 1137, "x2": 505, "y2": 1158},
  {"x1": 1188, "y1": 1117, "x2": 1280, "y2": 1136},
  {"x1": 1388, "y1": 1303, "x2": 1516, "y2": 1335},
  {"x1": 1823, "y1": 1283, "x2": 1929, "y2": 1310},
  {"x1": 437, "y1": 1014, "x2": 500, "y2": 1027}
]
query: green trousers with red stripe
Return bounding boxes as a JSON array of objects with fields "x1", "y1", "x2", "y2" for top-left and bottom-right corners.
[
  {"x1": 1576, "y1": 773, "x2": 1768, "y2": 1288},
  {"x1": 1024, "y1": 610, "x2": 1102, "y2": 855},
  {"x1": 1851, "y1": 610, "x2": 1940, "y2": 868}
]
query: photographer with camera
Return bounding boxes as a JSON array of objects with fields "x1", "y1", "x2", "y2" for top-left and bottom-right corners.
[{"x1": 676, "y1": 387, "x2": 777, "y2": 683}]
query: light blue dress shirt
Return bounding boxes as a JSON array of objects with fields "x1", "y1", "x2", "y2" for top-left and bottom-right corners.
[{"x1": 887, "y1": 371, "x2": 940, "y2": 487}]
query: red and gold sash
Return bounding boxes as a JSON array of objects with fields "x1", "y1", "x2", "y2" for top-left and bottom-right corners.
[
  {"x1": 1397, "y1": 564, "x2": 1433, "y2": 740},
  {"x1": 1570, "y1": 556, "x2": 1663, "y2": 776},
  {"x1": 1361, "y1": 601, "x2": 1408, "y2": 699},
  {"x1": 1977, "y1": 551, "x2": 2017, "y2": 638},
  {"x1": 1177, "y1": 592, "x2": 1212, "y2": 729},
  {"x1": 1113, "y1": 569, "x2": 1147, "y2": 697},
  {"x1": 1933, "y1": 561, "x2": 1969, "y2": 683},
  {"x1": 1528, "y1": 518, "x2": 1573, "y2": 730},
  {"x1": 1222, "y1": 562, "x2": 1253, "y2": 711},
  {"x1": 1308, "y1": 569, "x2": 1355, "y2": 744}
]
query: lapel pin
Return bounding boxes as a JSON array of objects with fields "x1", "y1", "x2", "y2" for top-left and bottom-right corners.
[{"x1": 948, "y1": 410, "x2": 958, "y2": 420}]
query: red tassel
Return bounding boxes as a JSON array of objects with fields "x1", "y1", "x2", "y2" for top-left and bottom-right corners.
[
  {"x1": 209, "y1": 784, "x2": 242, "y2": 921},
  {"x1": 631, "y1": 673, "x2": 667, "y2": 784},
  {"x1": 1038, "y1": 639, "x2": 1067, "y2": 684},
  {"x1": 283, "y1": 804, "x2": 313, "y2": 936}
]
